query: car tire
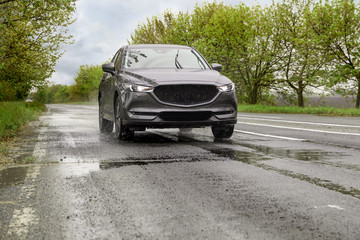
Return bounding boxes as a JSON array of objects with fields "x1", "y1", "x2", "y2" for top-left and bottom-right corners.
[
  {"x1": 99, "y1": 104, "x2": 113, "y2": 133},
  {"x1": 114, "y1": 96, "x2": 134, "y2": 140},
  {"x1": 211, "y1": 125, "x2": 234, "y2": 139}
]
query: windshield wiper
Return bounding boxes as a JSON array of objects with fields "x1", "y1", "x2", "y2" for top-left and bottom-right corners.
[
  {"x1": 175, "y1": 49, "x2": 183, "y2": 69},
  {"x1": 191, "y1": 49, "x2": 206, "y2": 69}
]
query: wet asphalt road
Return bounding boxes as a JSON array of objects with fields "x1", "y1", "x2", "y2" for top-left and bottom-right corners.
[{"x1": 1, "y1": 104, "x2": 360, "y2": 239}]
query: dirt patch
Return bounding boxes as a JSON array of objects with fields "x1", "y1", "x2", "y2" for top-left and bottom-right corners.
[{"x1": 0, "y1": 121, "x2": 41, "y2": 167}]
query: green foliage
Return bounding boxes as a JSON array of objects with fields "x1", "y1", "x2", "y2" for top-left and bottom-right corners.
[
  {"x1": 129, "y1": 0, "x2": 360, "y2": 108},
  {"x1": 310, "y1": 0, "x2": 360, "y2": 108},
  {"x1": 32, "y1": 84, "x2": 70, "y2": 103},
  {"x1": 0, "y1": 0, "x2": 77, "y2": 101},
  {"x1": 71, "y1": 64, "x2": 103, "y2": 101},
  {"x1": 130, "y1": 11, "x2": 174, "y2": 44},
  {"x1": 0, "y1": 142, "x2": 9, "y2": 155},
  {"x1": 32, "y1": 64, "x2": 102, "y2": 103},
  {"x1": 21, "y1": 156, "x2": 37, "y2": 164},
  {"x1": 0, "y1": 101, "x2": 46, "y2": 139},
  {"x1": 198, "y1": 4, "x2": 282, "y2": 104},
  {"x1": 273, "y1": 0, "x2": 331, "y2": 107}
]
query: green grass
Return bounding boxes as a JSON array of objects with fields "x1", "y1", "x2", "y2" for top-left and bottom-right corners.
[
  {"x1": 0, "y1": 101, "x2": 46, "y2": 140},
  {"x1": 238, "y1": 104, "x2": 360, "y2": 117},
  {"x1": 21, "y1": 156, "x2": 37, "y2": 164}
]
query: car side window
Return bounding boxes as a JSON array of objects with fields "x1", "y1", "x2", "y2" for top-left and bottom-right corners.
[
  {"x1": 115, "y1": 48, "x2": 124, "y2": 71},
  {"x1": 111, "y1": 50, "x2": 120, "y2": 64}
]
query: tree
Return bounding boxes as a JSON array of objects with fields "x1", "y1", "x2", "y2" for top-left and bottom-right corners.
[
  {"x1": 0, "y1": 0, "x2": 76, "y2": 101},
  {"x1": 197, "y1": 4, "x2": 283, "y2": 104},
  {"x1": 32, "y1": 84, "x2": 69, "y2": 103},
  {"x1": 273, "y1": 0, "x2": 331, "y2": 107},
  {"x1": 311, "y1": 0, "x2": 360, "y2": 108},
  {"x1": 72, "y1": 64, "x2": 103, "y2": 101},
  {"x1": 130, "y1": 11, "x2": 174, "y2": 44},
  {"x1": 163, "y1": 11, "x2": 193, "y2": 45},
  {"x1": 129, "y1": 3, "x2": 227, "y2": 47},
  {"x1": 32, "y1": 64, "x2": 102, "y2": 104}
]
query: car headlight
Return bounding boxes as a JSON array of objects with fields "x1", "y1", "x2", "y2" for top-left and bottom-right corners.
[
  {"x1": 217, "y1": 83, "x2": 235, "y2": 92},
  {"x1": 124, "y1": 84, "x2": 153, "y2": 92}
]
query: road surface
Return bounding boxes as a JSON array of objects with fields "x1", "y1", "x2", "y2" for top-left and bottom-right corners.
[{"x1": 1, "y1": 104, "x2": 360, "y2": 239}]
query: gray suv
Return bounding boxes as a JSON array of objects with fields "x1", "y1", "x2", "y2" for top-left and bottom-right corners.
[{"x1": 98, "y1": 44, "x2": 237, "y2": 140}]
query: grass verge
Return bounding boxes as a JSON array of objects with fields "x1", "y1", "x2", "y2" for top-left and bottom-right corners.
[
  {"x1": 0, "y1": 101, "x2": 46, "y2": 165},
  {"x1": 238, "y1": 104, "x2": 360, "y2": 117},
  {"x1": 0, "y1": 101, "x2": 46, "y2": 139}
]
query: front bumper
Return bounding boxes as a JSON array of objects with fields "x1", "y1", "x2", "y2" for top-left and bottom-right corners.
[{"x1": 121, "y1": 91, "x2": 237, "y2": 129}]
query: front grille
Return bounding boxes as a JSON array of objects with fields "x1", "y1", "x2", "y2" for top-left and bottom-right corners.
[
  {"x1": 159, "y1": 112, "x2": 212, "y2": 121},
  {"x1": 153, "y1": 85, "x2": 218, "y2": 105}
]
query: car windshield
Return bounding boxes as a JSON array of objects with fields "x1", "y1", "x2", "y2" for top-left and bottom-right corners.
[{"x1": 124, "y1": 47, "x2": 209, "y2": 69}]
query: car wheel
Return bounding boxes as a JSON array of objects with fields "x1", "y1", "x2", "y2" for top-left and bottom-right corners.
[
  {"x1": 99, "y1": 103, "x2": 113, "y2": 133},
  {"x1": 211, "y1": 125, "x2": 234, "y2": 139},
  {"x1": 114, "y1": 96, "x2": 134, "y2": 140}
]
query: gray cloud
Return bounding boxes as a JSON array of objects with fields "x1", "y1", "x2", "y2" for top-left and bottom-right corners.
[{"x1": 51, "y1": 0, "x2": 270, "y2": 85}]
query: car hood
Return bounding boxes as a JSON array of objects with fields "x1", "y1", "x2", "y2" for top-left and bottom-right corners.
[{"x1": 123, "y1": 69, "x2": 232, "y2": 86}]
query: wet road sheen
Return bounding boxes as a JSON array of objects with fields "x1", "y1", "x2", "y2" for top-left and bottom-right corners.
[{"x1": 1, "y1": 104, "x2": 360, "y2": 239}]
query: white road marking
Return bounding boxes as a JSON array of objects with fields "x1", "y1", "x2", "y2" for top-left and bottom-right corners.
[
  {"x1": 237, "y1": 121, "x2": 360, "y2": 136},
  {"x1": 238, "y1": 116, "x2": 360, "y2": 128},
  {"x1": 314, "y1": 205, "x2": 345, "y2": 210},
  {"x1": 33, "y1": 126, "x2": 47, "y2": 160},
  {"x1": 7, "y1": 165, "x2": 41, "y2": 239},
  {"x1": 238, "y1": 115, "x2": 282, "y2": 119},
  {"x1": 327, "y1": 205, "x2": 345, "y2": 210},
  {"x1": 7, "y1": 122, "x2": 47, "y2": 239},
  {"x1": 234, "y1": 130, "x2": 306, "y2": 141}
]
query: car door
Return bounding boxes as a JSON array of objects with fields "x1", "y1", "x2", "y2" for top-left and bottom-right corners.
[
  {"x1": 101, "y1": 50, "x2": 120, "y2": 116},
  {"x1": 99, "y1": 70, "x2": 111, "y2": 116},
  {"x1": 109, "y1": 48, "x2": 124, "y2": 116}
]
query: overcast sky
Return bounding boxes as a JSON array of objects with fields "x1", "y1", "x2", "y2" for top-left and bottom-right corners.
[{"x1": 51, "y1": 0, "x2": 271, "y2": 85}]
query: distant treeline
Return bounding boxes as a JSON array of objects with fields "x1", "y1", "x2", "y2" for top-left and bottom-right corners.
[
  {"x1": 34, "y1": 0, "x2": 360, "y2": 108},
  {"x1": 32, "y1": 64, "x2": 102, "y2": 103}
]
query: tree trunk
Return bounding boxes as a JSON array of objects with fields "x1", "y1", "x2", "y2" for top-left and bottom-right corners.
[
  {"x1": 297, "y1": 82, "x2": 304, "y2": 107},
  {"x1": 248, "y1": 86, "x2": 259, "y2": 105},
  {"x1": 297, "y1": 93, "x2": 304, "y2": 107},
  {"x1": 356, "y1": 77, "x2": 360, "y2": 109}
]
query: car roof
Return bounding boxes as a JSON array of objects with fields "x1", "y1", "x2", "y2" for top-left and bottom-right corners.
[{"x1": 126, "y1": 44, "x2": 192, "y2": 50}]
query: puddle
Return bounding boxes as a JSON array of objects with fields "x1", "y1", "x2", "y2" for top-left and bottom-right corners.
[
  {"x1": 169, "y1": 128, "x2": 349, "y2": 163},
  {"x1": 99, "y1": 158, "x2": 202, "y2": 170},
  {"x1": 99, "y1": 153, "x2": 227, "y2": 170},
  {"x1": 235, "y1": 143, "x2": 349, "y2": 162},
  {"x1": 0, "y1": 167, "x2": 29, "y2": 189},
  {"x1": 208, "y1": 146, "x2": 344, "y2": 164},
  {"x1": 99, "y1": 160, "x2": 176, "y2": 170},
  {"x1": 231, "y1": 142, "x2": 360, "y2": 172},
  {"x1": 209, "y1": 148, "x2": 271, "y2": 163}
]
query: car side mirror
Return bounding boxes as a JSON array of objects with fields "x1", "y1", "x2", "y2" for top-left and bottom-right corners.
[
  {"x1": 211, "y1": 63, "x2": 222, "y2": 72},
  {"x1": 102, "y1": 63, "x2": 115, "y2": 74}
]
